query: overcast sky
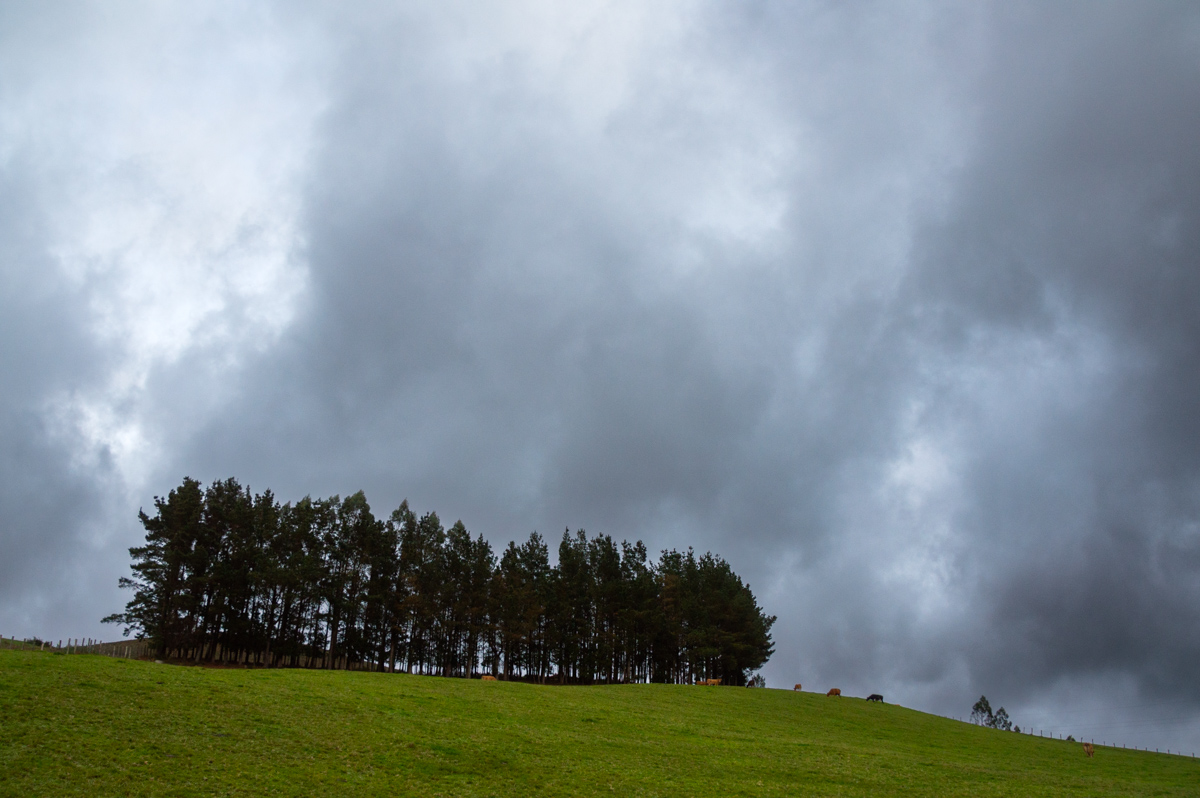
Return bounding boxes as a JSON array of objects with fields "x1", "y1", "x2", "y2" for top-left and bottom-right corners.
[{"x1": 4, "y1": 1, "x2": 1200, "y2": 752}]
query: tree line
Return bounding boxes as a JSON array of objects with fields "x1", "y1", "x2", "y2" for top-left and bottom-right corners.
[{"x1": 105, "y1": 477, "x2": 776, "y2": 685}]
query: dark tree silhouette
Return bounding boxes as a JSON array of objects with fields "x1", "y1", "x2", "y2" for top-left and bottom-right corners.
[{"x1": 107, "y1": 477, "x2": 777, "y2": 684}]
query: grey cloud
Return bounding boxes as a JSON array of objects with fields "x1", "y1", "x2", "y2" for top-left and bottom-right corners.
[
  {"x1": 0, "y1": 157, "x2": 119, "y2": 632},
  {"x1": 880, "y1": 1, "x2": 1200, "y2": 743}
]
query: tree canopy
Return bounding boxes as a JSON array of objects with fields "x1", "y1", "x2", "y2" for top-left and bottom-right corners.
[{"x1": 105, "y1": 477, "x2": 776, "y2": 685}]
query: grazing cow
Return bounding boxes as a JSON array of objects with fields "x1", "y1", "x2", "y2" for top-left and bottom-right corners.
[
  {"x1": 793, "y1": 684, "x2": 802, "y2": 692},
  {"x1": 1082, "y1": 743, "x2": 1094, "y2": 758},
  {"x1": 481, "y1": 675, "x2": 497, "y2": 682},
  {"x1": 866, "y1": 694, "x2": 883, "y2": 703},
  {"x1": 827, "y1": 688, "x2": 841, "y2": 697},
  {"x1": 705, "y1": 678, "x2": 722, "y2": 686}
]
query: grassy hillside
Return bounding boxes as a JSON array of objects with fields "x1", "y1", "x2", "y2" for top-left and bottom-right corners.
[{"x1": 1, "y1": 649, "x2": 1195, "y2": 796}]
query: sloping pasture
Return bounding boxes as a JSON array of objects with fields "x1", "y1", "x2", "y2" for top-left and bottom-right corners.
[{"x1": 1, "y1": 649, "x2": 1195, "y2": 796}]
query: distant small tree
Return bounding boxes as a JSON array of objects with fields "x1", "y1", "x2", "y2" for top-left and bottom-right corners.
[
  {"x1": 970, "y1": 695, "x2": 993, "y2": 726},
  {"x1": 991, "y1": 707, "x2": 1012, "y2": 731},
  {"x1": 747, "y1": 673, "x2": 766, "y2": 688},
  {"x1": 1013, "y1": 725, "x2": 1021, "y2": 733},
  {"x1": 1066, "y1": 735, "x2": 1075, "y2": 742}
]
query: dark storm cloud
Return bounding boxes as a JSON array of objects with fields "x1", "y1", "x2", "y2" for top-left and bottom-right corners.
[
  {"x1": 5, "y1": 0, "x2": 1200, "y2": 750},
  {"x1": 887, "y1": 2, "x2": 1200, "y2": 740},
  {"x1": 178, "y1": 3, "x2": 938, "y2": 579}
]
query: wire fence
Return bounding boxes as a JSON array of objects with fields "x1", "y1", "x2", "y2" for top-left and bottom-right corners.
[
  {"x1": 0, "y1": 635, "x2": 151, "y2": 659},
  {"x1": 0, "y1": 635, "x2": 396, "y2": 670},
  {"x1": 938, "y1": 713, "x2": 1198, "y2": 758}
]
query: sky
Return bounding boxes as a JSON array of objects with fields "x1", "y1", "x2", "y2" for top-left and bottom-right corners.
[{"x1": 3, "y1": 0, "x2": 1200, "y2": 753}]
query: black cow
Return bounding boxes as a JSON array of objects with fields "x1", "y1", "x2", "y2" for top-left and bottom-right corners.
[{"x1": 866, "y1": 694, "x2": 884, "y2": 702}]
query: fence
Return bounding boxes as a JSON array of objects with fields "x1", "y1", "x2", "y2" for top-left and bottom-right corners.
[
  {"x1": 940, "y1": 713, "x2": 1196, "y2": 758},
  {"x1": 0, "y1": 635, "x2": 376, "y2": 669},
  {"x1": 0, "y1": 635, "x2": 151, "y2": 659}
]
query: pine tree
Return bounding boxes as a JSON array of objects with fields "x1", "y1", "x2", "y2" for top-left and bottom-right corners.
[{"x1": 103, "y1": 477, "x2": 204, "y2": 658}]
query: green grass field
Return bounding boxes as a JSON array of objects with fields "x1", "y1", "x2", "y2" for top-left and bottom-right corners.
[{"x1": 1, "y1": 648, "x2": 1196, "y2": 796}]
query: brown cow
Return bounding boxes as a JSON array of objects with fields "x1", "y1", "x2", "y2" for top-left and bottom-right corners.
[
  {"x1": 696, "y1": 678, "x2": 722, "y2": 686},
  {"x1": 793, "y1": 684, "x2": 802, "y2": 691},
  {"x1": 826, "y1": 688, "x2": 842, "y2": 697},
  {"x1": 1082, "y1": 743, "x2": 1094, "y2": 758},
  {"x1": 481, "y1": 675, "x2": 497, "y2": 682}
]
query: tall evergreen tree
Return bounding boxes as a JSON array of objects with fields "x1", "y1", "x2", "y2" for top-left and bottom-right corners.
[{"x1": 103, "y1": 477, "x2": 204, "y2": 658}]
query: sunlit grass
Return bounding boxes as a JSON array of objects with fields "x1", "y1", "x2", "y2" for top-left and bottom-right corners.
[{"x1": 1, "y1": 648, "x2": 1196, "y2": 796}]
